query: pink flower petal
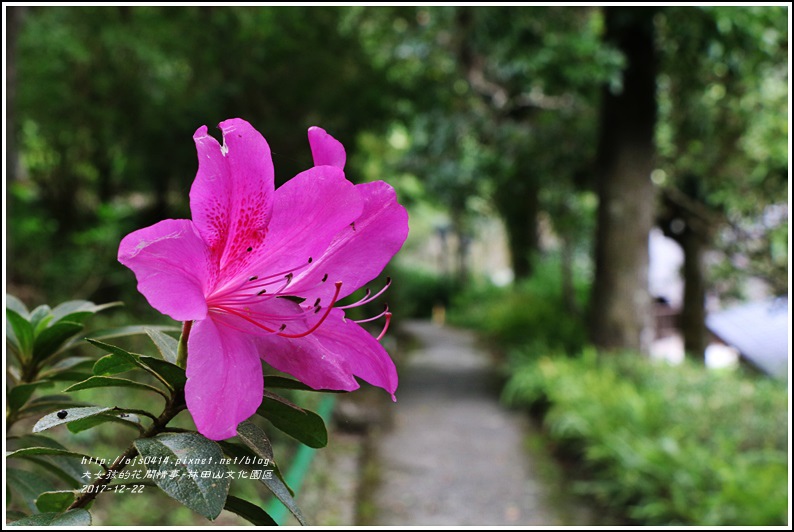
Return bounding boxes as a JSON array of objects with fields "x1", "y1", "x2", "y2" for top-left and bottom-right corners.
[
  {"x1": 255, "y1": 334, "x2": 360, "y2": 393},
  {"x1": 313, "y1": 309, "x2": 398, "y2": 398},
  {"x1": 247, "y1": 165, "x2": 363, "y2": 279},
  {"x1": 255, "y1": 309, "x2": 396, "y2": 397},
  {"x1": 186, "y1": 317, "x2": 264, "y2": 440},
  {"x1": 117, "y1": 219, "x2": 211, "y2": 322},
  {"x1": 308, "y1": 126, "x2": 346, "y2": 169},
  {"x1": 190, "y1": 118, "x2": 274, "y2": 278},
  {"x1": 290, "y1": 181, "x2": 409, "y2": 301}
]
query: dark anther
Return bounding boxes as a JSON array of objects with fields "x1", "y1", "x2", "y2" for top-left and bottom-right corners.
[
  {"x1": 307, "y1": 257, "x2": 313, "y2": 264},
  {"x1": 285, "y1": 273, "x2": 294, "y2": 282},
  {"x1": 57, "y1": 410, "x2": 68, "y2": 419},
  {"x1": 314, "y1": 298, "x2": 321, "y2": 307},
  {"x1": 386, "y1": 276, "x2": 392, "y2": 283},
  {"x1": 314, "y1": 306, "x2": 322, "y2": 313},
  {"x1": 279, "y1": 324, "x2": 287, "y2": 332},
  {"x1": 258, "y1": 289, "x2": 267, "y2": 296},
  {"x1": 351, "y1": 222, "x2": 356, "y2": 231},
  {"x1": 321, "y1": 273, "x2": 328, "y2": 282},
  {"x1": 247, "y1": 247, "x2": 253, "y2": 252},
  {"x1": 249, "y1": 276, "x2": 259, "y2": 281}
]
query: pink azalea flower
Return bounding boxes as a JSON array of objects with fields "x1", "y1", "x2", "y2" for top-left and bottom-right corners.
[{"x1": 118, "y1": 118, "x2": 408, "y2": 440}]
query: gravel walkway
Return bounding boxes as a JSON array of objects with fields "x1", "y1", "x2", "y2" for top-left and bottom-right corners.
[{"x1": 372, "y1": 320, "x2": 594, "y2": 526}]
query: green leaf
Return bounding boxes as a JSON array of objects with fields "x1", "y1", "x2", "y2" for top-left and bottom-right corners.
[
  {"x1": 8, "y1": 381, "x2": 56, "y2": 411},
  {"x1": 56, "y1": 324, "x2": 179, "y2": 355},
  {"x1": 235, "y1": 421, "x2": 307, "y2": 525},
  {"x1": 139, "y1": 356, "x2": 186, "y2": 388},
  {"x1": 6, "y1": 294, "x2": 30, "y2": 317},
  {"x1": 7, "y1": 436, "x2": 89, "y2": 488},
  {"x1": 63, "y1": 376, "x2": 168, "y2": 398},
  {"x1": 18, "y1": 395, "x2": 91, "y2": 417},
  {"x1": 7, "y1": 434, "x2": 67, "y2": 451},
  {"x1": 257, "y1": 396, "x2": 328, "y2": 448},
  {"x1": 40, "y1": 357, "x2": 96, "y2": 381},
  {"x1": 6, "y1": 446, "x2": 97, "y2": 462},
  {"x1": 263, "y1": 375, "x2": 343, "y2": 393},
  {"x1": 33, "y1": 321, "x2": 84, "y2": 363},
  {"x1": 6, "y1": 468, "x2": 55, "y2": 512},
  {"x1": 85, "y1": 324, "x2": 179, "y2": 341},
  {"x1": 134, "y1": 433, "x2": 230, "y2": 520},
  {"x1": 146, "y1": 327, "x2": 179, "y2": 363},
  {"x1": 237, "y1": 421, "x2": 274, "y2": 461},
  {"x1": 224, "y1": 495, "x2": 278, "y2": 526},
  {"x1": 7, "y1": 509, "x2": 92, "y2": 526},
  {"x1": 35, "y1": 490, "x2": 77, "y2": 513},
  {"x1": 92, "y1": 352, "x2": 139, "y2": 376},
  {"x1": 67, "y1": 412, "x2": 142, "y2": 434},
  {"x1": 51, "y1": 300, "x2": 121, "y2": 324},
  {"x1": 33, "y1": 406, "x2": 112, "y2": 433},
  {"x1": 29, "y1": 304, "x2": 53, "y2": 332},
  {"x1": 7, "y1": 307, "x2": 34, "y2": 358},
  {"x1": 87, "y1": 339, "x2": 185, "y2": 390}
]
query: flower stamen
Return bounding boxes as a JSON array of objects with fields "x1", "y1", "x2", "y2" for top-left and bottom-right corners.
[{"x1": 278, "y1": 282, "x2": 343, "y2": 339}]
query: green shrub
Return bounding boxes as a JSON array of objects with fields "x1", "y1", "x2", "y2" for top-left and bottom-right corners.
[
  {"x1": 448, "y1": 256, "x2": 589, "y2": 356},
  {"x1": 503, "y1": 352, "x2": 789, "y2": 526}
]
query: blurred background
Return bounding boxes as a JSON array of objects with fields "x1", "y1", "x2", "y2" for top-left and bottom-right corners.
[{"x1": 5, "y1": 5, "x2": 790, "y2": 526}]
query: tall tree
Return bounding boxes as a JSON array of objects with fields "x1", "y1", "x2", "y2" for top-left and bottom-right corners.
[
  {"x1": 590, "y1": 7, "x2": 658, "y2": 352},
  {"x1": 655, "y1": 6, "x2": 788, "y2": 360}
]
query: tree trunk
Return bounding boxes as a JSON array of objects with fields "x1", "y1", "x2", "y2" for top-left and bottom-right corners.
[
  {"x1": 590, "y1": 7, "x2": 658, "y2": 352},
  {"x1": 680, "y1": 226, "x2": 707, "y2": 361},
  {"x1": 497, "y1": 177, "x2": 539, "y2": 281}
]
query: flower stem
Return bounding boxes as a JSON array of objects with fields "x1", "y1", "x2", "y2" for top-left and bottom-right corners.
[{"x1": 176, "y1": 321, "x2": 193, "y2": 369}]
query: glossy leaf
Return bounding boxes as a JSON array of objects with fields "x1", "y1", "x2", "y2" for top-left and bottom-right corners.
[
  {"x1": 263, "y1": 375, "x2": 343, "y2": 393},
  {"x1": 139, "y1": 356, "x2": 186, "y2": 388},
  {"x1": 7, "y1": 435, "x2": 88, "y2": 487},
  {"x1": 92, "y1": 352, "x2": 139, "y2": 376},
  {"x1": 257, "y1": 396, "x2": 328, "y2": 449},
  {"x1": 146, "y1": 327, "x2": 179, "y2": 363},
  {"x1": 88, "y1": 339, "x2": 184, "y2": 389},
  {"x1": 218, "y1": 441, "x2": 302, "y2": 523},
  {"x1": 40, "y1": 357, "x2": 96, "y2": 381},
  {"x1": 134, "y1": 432, "x2": 230, "y2": 520},
  {"x1": 29, "y1": 304, "x2": 53, "y2": 332},
  {"x1": 18, "y1": 395, "x2": 91, "y2": 417},
  {"x1": 8, "y1": 381, "x2": 55, "y2": 411},
  {"x1": 56, "y1": 324, "x2": 179, "y2": 355},
  {"x1": 6, "y1": 468, "x2": 54, "y2": 512},
  {"x1": 35, "y1": 490, "x2": 77, "y2": 513},
  {"x1": 33, "y1": 406, "x2": 112, "y2": 433},
  {"x1": 67, "y1": 412, "x2": 142, "y2": 434},
  {"x1": 6, "y1": 446, "x2": 97, "y2": 462},
  {"x1": 224, "y1": 495, "x2": 278, "y2": 526},
  {"x1": 33, "y1": 321, "x2": 84, "y2": 362},
  {"x1": 63, "y1": 376, "x2": 168, "y2": 398},
  {"x1": 7, "y1": 509, "x2": 92, "y2": 526},
  {"x1": 6, "y1": 294, "x2": 29, "y2": 317},
  {"x1": 7, "y1": 307, "x2": 33, "y2": 357},
  {"x1": 237, "y1": 421, "x2": 274, "y2": 461},
  {"x1": 50, "y1": 300, "x2": 121, "y2": 324}
]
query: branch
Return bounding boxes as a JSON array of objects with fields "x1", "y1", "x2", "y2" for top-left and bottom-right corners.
[{"x1": 67, "y1": 389, "x2": 186, "y2": 510}]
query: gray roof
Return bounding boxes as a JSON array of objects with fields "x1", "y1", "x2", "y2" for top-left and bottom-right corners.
[{"x1": 706, "y1": 297, "x2": 789, "y2": 379}]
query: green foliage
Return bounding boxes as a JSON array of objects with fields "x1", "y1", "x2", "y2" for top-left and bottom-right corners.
[
  {"x1": 449, "y1": 256, "x2": 589, "y2": 355},
  {"x1": 134, "y1": 433, "x2": 230, "y2": 520},
  {"x1": 503, "y1": 352, "x2": 788, "y2": 525},
  {"x1": 6, "y1": 296, "x2": 329, "y2": 526},
  {"x1": 384, "y1": 264, "x2": 460, "y2": 320}
]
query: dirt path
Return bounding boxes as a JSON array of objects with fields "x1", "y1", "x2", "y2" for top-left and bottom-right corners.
[{"x1": 371, "y1": 320, "x2": 594, "y2": 526}]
